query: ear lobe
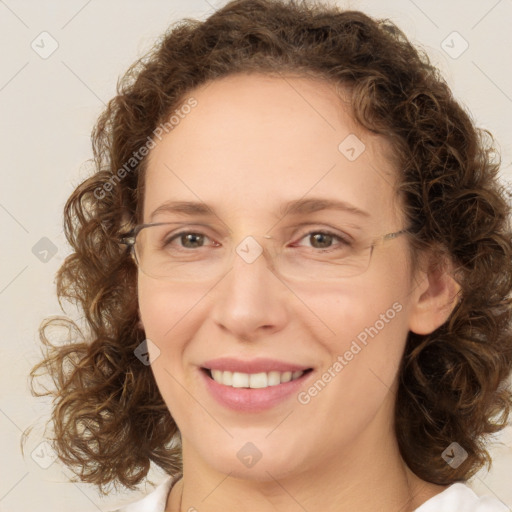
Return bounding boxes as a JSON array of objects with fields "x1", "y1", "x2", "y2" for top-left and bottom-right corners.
[{"x1": 408, "y1": 258, "x2": 461, "y2": 335}]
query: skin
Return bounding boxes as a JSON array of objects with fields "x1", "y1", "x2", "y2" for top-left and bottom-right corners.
[{"x1": 137, "y1": 73, "x2": 460, "y2": 512}]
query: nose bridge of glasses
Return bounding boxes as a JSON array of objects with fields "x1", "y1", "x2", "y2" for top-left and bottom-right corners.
[{"x1": 233, "y1": 233, "x2": 279, "y2": 269}]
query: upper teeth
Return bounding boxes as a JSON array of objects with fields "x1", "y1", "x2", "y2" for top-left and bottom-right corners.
[{"x1": 210, "y1": 369, "x2": 305, "y2": 388}]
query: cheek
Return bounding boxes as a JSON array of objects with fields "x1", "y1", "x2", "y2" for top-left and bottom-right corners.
[
  {"x1": 137, "y1": 280, "x2": 171, "y2": 339},
  {"x1": 316, "y1": 288, "x2": 408, "y2": 407},
  {"x1": 317, "y1": 270, "x2": 411, "y2": 377},
  {"x1": 290, "y1": 285, "x2": 409, "y2": 451},
  {"x1": 137, "y1": 276, "x2": 209, "y2": 341},
  {"x1": 309, "y1": 275, "x2": 407, "y2": 339},
  {"x1": 137, "y1": 277, "x2": 205, "y2": 390},
  {"x1": 137, "y1": 277, "x2": 205, "y2": 416}
]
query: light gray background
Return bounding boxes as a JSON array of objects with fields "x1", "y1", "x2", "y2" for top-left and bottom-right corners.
[{"x1": 1, "y1": 1, "x2": 511, "y2": 510}]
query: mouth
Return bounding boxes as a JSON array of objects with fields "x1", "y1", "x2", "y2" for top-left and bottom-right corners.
[{"x1": 201, "y1": 367, "x2": 314, "y2": 389}]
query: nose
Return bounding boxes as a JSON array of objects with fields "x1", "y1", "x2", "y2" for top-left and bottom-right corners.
[{"x1": 209, "y1": 235, "x2": 289, "y2": 342}]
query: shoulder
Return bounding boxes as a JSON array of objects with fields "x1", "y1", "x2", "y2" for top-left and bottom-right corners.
[
  {"x1": 109, "y1": 475, "x2": 178, "y2": 512},
  {"x1": 414, "y1": 483, "x2": 509, "y2": 512}
]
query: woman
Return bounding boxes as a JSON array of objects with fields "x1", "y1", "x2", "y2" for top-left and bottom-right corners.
[{"x1": 29, "y1": 0, "x2": 512, "y2": 510}]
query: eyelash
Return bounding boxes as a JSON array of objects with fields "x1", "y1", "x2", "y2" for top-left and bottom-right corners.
[{"x1": 163, "y1": 229, "x2": 352, "y2": 251}]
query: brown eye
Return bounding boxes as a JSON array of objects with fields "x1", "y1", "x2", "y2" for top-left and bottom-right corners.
[
  {"x1": 295, "y1": 230, "x2": 350, "y2": 251},
  {"x1": 308, "y1": 232, "x2": 335, "y2": 249},
  {"x1": 164, "y1": 232, "x2": 210, "y2": 249}
]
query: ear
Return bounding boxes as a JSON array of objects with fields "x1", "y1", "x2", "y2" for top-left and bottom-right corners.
[{"x1": 408, "y1": 253, "x2": 461, "y2": 335}]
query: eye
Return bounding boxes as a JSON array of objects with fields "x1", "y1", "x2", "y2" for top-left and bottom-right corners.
[
  {"x1": 295, "y1": 230, "x2": 351, "y2": 251},
  {"x1": 164, "y1": 231, "x2": 215, "y2": 250}
]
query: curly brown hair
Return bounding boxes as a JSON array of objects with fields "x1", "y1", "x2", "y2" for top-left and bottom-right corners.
[{"x1": 27, "y1": 0, "x2": 512, "y2": 495}]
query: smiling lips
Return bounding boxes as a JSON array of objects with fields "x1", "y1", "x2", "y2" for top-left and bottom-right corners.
[
  {"x1": 200, "y1": 360, "x2": 314, "y2": 412},
  {"x1": 201, "y1": 357, "x2": 313, "y2": 390},
  {"x1": 209, "y1": 368, "x2": 308, "y2": 388}
]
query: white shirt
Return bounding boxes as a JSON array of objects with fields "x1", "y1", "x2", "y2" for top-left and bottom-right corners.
[{"x1": 111, "y1": 476, "x2": 510, "y2": 511}]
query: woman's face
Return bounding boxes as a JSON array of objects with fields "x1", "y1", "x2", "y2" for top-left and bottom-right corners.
[{"x1": 138, "y1": 73, "x2": 425, "y2": 480}]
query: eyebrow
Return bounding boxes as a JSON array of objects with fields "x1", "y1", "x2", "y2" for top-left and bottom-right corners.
[{"x1": 149, "y1": 197, "x2": 370, "y2": 221}]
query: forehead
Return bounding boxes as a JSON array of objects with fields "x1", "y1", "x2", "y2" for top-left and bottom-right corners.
[{"x1": 143, "y1": 73, "x2": 401, "y2": 227}]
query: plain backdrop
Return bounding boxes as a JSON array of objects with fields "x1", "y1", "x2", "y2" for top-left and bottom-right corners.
[{"x1": 1, "y1": 1, "x2": 512, "y2": 511}]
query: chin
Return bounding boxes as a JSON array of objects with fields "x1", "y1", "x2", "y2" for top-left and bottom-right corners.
[{"x1": 193, "y1": 435, "x2": 308, "y2": 481}]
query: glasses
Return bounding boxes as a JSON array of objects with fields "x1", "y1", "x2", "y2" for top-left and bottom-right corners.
[{"x1": 119, "y1": 222, "x2": 409, "y2": 283}]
